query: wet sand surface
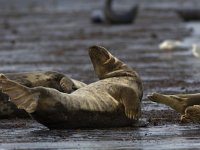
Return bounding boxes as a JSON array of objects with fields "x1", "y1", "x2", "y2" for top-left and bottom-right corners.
[{"x1": 1, "y1": 0, "x2": 200, "y2": 149}]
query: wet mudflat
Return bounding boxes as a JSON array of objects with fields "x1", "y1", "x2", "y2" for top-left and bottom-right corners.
[
  {"x1": 1, "y1": 0, "x2": 200, "y2": 149},
  {"x1": 1, "y1": 119, "x2": 200, "y2": 149}
]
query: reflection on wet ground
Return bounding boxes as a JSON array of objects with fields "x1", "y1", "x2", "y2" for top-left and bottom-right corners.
[
  {"x1": 1, "y1": 120, "x2": 200, "y2": 149},
  {"x1": 1, "y1": 0, "x2": 200, "y2": 149}
]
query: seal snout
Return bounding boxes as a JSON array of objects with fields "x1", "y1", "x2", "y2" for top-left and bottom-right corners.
[
  {"x1": 0, "y1": 74, "x2": 8, "y2": 80},
  {"x1": 88, "y1": 45, "x2": 110, "y2": 64},
  {"x1": 147, "y1": 93, "x2": 156, "y2": 101}
]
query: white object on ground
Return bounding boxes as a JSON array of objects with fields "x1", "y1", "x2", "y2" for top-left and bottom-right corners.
[
  {"x1": 192, "y1": 44, "x2": 200, "y2": 58},
  {"x1": 159, "y1": 40, "x2": 189, "y2": 50},
  {"x1": 159, "y1": 40, "x2": 200, "y2": 59}
]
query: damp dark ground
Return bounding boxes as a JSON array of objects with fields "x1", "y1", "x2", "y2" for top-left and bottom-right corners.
[{"x1": 1, "y1": 0, "x2": 200, "y2": 149}]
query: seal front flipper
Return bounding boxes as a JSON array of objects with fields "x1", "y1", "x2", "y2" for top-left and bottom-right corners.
[
  {"x1": 60, "y1": 77, "x2": 87, "y2": 93},
  {"x1": 123, "y1": 88, "x2": 141, "y2": 120},
  {"x1": 59, "y1": 77, "x2": 75, "y2": 93},
  {"x1": 0, "y1": 74, "x2": 39, "y2": 113}
]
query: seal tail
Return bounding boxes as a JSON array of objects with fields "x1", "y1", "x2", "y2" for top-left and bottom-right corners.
[{"x1": 0, "y1": 74, "x2": 39, "y2": 113}]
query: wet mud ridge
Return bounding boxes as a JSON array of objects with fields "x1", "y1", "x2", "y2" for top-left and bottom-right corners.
[{"x1": 1, "y1": 0, "x2": 200, "y2": 149}]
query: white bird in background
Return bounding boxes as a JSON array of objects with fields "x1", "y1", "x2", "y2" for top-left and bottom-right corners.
[
  {"x1": 159, "y1": 40, "x2": 200, "y2": 58},
  {"x1": 192, "y1": 43, "x2": 200, "y2": 58},
  {"x1": 159, "y1": 40, "x2": 189, "y2": 50}
]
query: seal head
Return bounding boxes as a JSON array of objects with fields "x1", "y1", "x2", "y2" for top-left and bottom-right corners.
[{"x1": 88, "y1": 45, "x2": 136, "y2": 79}]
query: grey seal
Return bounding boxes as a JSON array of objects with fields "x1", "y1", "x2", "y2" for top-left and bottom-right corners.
[
  {"x1": 91, "y1": 0, "x2": 138, "y2": 24},
  {"x1": 148, "y1": 93, "x2": 200, "y2": 123},
  {"x1": 0, "y1": 46, "x2": 143, "y2": 129}
]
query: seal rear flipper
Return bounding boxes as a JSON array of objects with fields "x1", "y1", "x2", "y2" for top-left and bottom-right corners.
[{"x1": 0, "y1": 74, "x2": 39, "y2": 113}]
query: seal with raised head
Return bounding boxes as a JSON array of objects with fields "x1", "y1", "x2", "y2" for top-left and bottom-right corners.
[
  {"x1": 104, "y1": 0, "x2": 138, "y2": 24},
  {"x1": 0, "y1": 46, "x2": 143, "y2": 129},
  {"x1": 0, "y1": 71, "x2": 86, "y2": 118},
  {"x1": 176, "y1": 8, "x2": 200, "y2": 21},
  {"x1": 91, "y1": 0, "x2": 138, "y2": 24},
  {"x1": 148, "y1": 92, "x2": 200, "y2": 123}
]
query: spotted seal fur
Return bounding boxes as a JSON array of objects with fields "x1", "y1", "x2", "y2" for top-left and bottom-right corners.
[{"x1": 0, "y1": 46, "x2": 143, "y2": 129}]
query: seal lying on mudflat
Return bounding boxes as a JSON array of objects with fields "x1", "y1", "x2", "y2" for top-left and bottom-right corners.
[
  {"x1": 91, "y1": 0, "x2": 138, "y2": 24},
  {"x1": 0, "y1": 71, "x2": 86, "y2": 118},
  {"x1": 0, "y1": 46, "x2": 143, "y2": 129},
  {"x1": 176, "y1": 8, "x2": 200, "y2": 21},
  {"x1": 148, "y1": 93, "x2": 200, "y2": 123}
]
